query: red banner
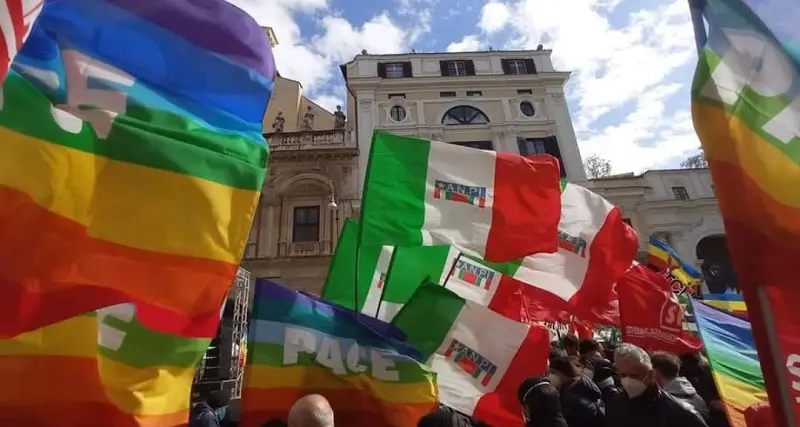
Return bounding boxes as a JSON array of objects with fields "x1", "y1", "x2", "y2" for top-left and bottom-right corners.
[{"x1": 617, "y1": 263, "x2": 702, "y2": 354}]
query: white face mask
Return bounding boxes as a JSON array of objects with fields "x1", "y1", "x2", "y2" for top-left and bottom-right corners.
[
  {"x1": 547, "y1": 373, "x2": 563, "y2": 389},
  {"x1": 620, "y1": 377, "x2": 647, "y2": 397}
]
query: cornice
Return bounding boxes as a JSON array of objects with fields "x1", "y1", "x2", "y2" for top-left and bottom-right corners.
[
  {"x1": 347, "y1": 73, "x2": 570, "y2": 92},
  {"x1": 636, "y1": 198, "x2": 718, "y2": 211}
]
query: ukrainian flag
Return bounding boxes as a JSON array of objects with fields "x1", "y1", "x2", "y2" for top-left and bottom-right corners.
[
  {"x1": 647, "y1": 237, "x2": 703, "y2": 290},
  {"x1": 703, "y1": 293, "x2": 747, "y2": 319}
]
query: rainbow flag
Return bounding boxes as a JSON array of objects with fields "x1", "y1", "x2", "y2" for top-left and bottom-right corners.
[
  {"x1": 647, "y1": 236, "x2": 703, "y2": 293},
  {"x1": 0, "y1": 303, "x2": 210, "y2": 426},
  {"x1": 0, "y1": 0, "x2": 276, "y2": 338},
  {"x1": 691, "y1": 300, "x2": 767, "y2": 427},
  {"x1": 241, "y1": 280, "x2": 438, "y2": 427},
  {"x1": 703, "y1": 293, "x2": 747, "y2": 319}
]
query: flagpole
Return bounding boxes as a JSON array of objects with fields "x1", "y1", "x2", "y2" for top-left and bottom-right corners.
[
  {"x1": 441, "y1": 252, "x2": 463, "y2": 288},
  {"x1": 688, "y1": 0, "x2": 707, "y2": 53}
]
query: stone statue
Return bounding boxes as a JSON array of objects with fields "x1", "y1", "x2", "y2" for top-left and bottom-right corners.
[
  {"x1": 334, "y1": 105, "x2": 346, "y2": 129},
  {"x1": 271, "y1": 111, "x2": 285, "y2": 133},
  {"x1": 301, "y1": 106, "x2": 315, "y2": 131}
]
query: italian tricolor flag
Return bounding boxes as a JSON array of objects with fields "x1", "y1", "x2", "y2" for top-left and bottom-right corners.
[
  {"x1": 392, "y1": 284, "x2": 550, "y2": 426},
  {"x1": 359, "y1": 131, "x2": 562, "y2": 263},
  {"x1": 322, "y1": 220, "x2": 531, "y2": 322},
  {"x1": 510, "y1": 182, "x2": 638, "y2": 324}
]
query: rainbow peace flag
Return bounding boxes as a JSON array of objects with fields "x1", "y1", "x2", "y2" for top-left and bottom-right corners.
[
  {"x1": 0, "y1": 0, "x2": 276, "y2": 338},
  {"x1": 692, "y1": 300, "x2": 767, "y2": 427},
  {"x1": 241, "y1": 280, "x2": 438, "y2": 427},
  {"x1": 647, "y1": 236, "x2": 703, "y2": 292},
  {"x1": 0, "y1": 303, "x2": 210, "y2": 426}
]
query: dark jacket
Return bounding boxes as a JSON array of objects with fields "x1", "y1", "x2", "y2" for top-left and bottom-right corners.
[
  {"x1": 594, "y1": 377, "x2": 624, "y2": 415},
  {"x1": 189, "y1": 403, "x2": 220, "y2": 427},
  {"x1": 608, "y1": 386, "x2": 709, "y2": 427},
  {"x1": 560, "y1": 375, "x2": 606, "y2": 427},
  {"x1": 664, "y1": 377, "x2": 711, "y2": 421}
]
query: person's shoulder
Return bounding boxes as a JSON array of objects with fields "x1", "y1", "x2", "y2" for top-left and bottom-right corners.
[{"x1": 657, "y1": 390, "x2": 708, "y2": 426}]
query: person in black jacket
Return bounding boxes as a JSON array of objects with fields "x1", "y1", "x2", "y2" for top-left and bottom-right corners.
[
  {"x1": 189, "y1": 390, "x2": 230, "y2": 427},
  {"x1": 609, "y1": 343, "x2": 708, "y2": 427},
  {"x1": 518, "y1": 376, "x2": 568, "y2": 427},
  {"x1": 548, "y1": 356, "x2": 606, "y2": 427},
  {"x1": 652, "y1": 351, "x2": 711, "y2": 422},
  {"x1": 592, "y1": 359, "x2": 623, "y2": 406},
  {"x1": 418, "y1": 410, "x2": 472, "y2": 427},
  {"x1": 681, "y1": 351, "x2": 731, "y2": 427}
]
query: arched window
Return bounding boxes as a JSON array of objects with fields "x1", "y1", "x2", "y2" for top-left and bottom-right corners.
[{"x1": 441, "y1": 105, "x2": 490, "y2": 125}]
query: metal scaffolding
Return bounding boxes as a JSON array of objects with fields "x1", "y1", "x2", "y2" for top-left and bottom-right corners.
[{"x1": 192, "y1": 266, "x2": 252, "y2": 400}]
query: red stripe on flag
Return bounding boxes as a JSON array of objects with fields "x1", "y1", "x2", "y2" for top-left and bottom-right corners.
[
  {"x1": 472, "y1": 326, "x2": 549, "y2": 427},
  {"x1": 483, "y1": 153, "x2": 561, "y2": 262}
]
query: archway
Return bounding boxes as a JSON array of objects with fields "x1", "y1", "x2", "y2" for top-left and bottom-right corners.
[{"x1": 695, "y1": 235, "x2": 738, "y2": 293}]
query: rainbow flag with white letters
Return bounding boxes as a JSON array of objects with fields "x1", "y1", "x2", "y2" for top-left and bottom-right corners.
[
  {"x1": 0, "y1": 303, "x2": 210, "y2": 426},
  {"x1": 240, "y1": 280, "x2": 437, "y2": 427}
]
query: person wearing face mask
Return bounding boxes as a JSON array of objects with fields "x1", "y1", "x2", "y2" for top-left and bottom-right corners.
[
  {"x1": 189, "y1": 390, "x2": 230, "y2": 427},
  {"x1": 608, "y1": 343, "x2": 708, "y2": 427},
  {"x1": 548, "y1": 356, "x2": 606, "y2": 427}
]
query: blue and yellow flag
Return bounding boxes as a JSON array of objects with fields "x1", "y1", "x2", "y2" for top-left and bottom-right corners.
[{"x1": 647, "y1": 237, "x2": 703, "y2": 293}]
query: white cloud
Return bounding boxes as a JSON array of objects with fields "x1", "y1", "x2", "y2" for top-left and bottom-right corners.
[
  {"x1": 473, "y1": 0, "x2": 699, "y2": 172},
  {"x1": 446, "y1": 35, "x2": 484, "y2": 52},
  {"x1": 228, "y1": 0, "x2": 428, "y2": 94},
  {"x1": 479, "y1": 2, "x2": 510, "y2": 33},
  {"x1": 313, "y1": 94, "x2": 345, "y2": 113}
]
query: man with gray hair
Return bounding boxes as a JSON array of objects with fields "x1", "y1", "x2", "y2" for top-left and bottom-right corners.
[
  {"x1": 287, "y1": 394, "x2": 334, "y2": 427},
  {"x1": 608, "y1": 343, "x2": 708, "y2": 427}
]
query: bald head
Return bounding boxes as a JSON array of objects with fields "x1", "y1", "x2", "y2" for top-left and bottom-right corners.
[{"x1": 287, "y1": 394, "x2": 334, "y2": 427}]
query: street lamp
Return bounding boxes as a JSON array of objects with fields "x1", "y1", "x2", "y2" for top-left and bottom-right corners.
[{"x1": 328, "y1": 194, "x2": 340, "y2": 252}]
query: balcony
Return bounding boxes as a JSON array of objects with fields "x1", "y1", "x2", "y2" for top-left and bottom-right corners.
[{"x1": 266, "y1": 129, "x2": 358, "y2": 160}]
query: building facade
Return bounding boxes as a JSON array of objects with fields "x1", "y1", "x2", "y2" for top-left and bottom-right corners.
[
  {"x1": 341, "y1": 48, "x2": 589, "y2": 206},
  {"x1": 590, "y1": 169, "x2": 736, "y2": 293},
  {"x1": 240, "y1": 72, "x2": 359, "y2": 295}
]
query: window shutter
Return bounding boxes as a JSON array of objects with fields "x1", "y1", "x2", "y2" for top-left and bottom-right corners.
[
  {"x1": 465, "y1": 60, "x2": 476, "y2": 76},
  {"x1": 525, "y1": 59, "x2": 537, "y2": 74},
  {"x1": 544, "y1": 136, "x2": 566, "y2": 178},
  {"x1": 377, "y1": 63, "x2": 387, "y2": 78},
  {"x1": 501, "y1": 59, "x2": 511, "y2": 75},
  {"x1": 517, "y1": 137, "x2": 529, "y2": 155},
  {"x1": 402, "y1": 61, "x2": 413, "y2": 77},
  {"x1": 440, "y1": 61, "x2": 449, "y2": 76}
]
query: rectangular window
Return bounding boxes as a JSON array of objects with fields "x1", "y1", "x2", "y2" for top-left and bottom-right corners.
[
  {"x1": 672, "y1": 186, "x2": 690, "y2": 200},
  {"x1": 517, "y1": 89, "x2": 533, "y2": 95},
  {"x1": 466, "y1": 90, "x2": 482, "y2": 97},
  {"x1": 385, "y1": 62, "x2": 404, "y2": 78},
  {"x1": 440, "y1": 60, "x2": 475, "y2": 77},
  {"x1": 517, "y1": 137, "x2": 547, "y2": 155},
  {"x1": 508, "y1": 59, "x2": 527, "y2": 75},
  {"x1": 388, "y1": 93, "x2": 406, "y2": 99},
  {"x1": 448, "y1": 60, "x2": 467, "y2": 76},
  {"x1": 440, "y1": 91, "x2": 457, "y2": 97},
  {"x1": 502, "y1": 58, "x2": 537, "y2": 75},
  {"x1": 292, "y1": 206, "x2": 320, "y2": 243}
]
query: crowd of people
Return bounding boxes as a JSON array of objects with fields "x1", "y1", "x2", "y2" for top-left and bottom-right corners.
[{"x1": 189, "y1": 338, "x2": 730, "y2": 427}]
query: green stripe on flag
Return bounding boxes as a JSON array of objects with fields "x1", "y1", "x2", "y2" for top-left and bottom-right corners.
[
  {"x1": 0, "y1": 74, "x2": 267, "y2": 191},
  {"x1": 383, "y1": 246, "x2": 453, "y2": 303},
  {"x1": 360, "y1": 131, "x2": 430, "y2": 247},
  {"x1": 100, "y1": 315, "x2": 209, "y2": 368},
  {"x1": 321, "y1": 219, "x2": 384, "y2": 310},
  {"x1": 392, "y1": 284, "x2": 466, "y2": 360}
]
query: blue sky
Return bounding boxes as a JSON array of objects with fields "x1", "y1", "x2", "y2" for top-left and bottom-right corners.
[{"x1": 229, "y1": 0, "x2": 704, "y2": 174}]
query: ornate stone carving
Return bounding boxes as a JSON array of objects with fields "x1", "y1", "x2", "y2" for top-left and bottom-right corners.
[
  {"x1": 271, "y1": 111, "x2": 285, "y2": 133},
  {"x1": 300, "y1": 106, "x2": 315, "y2": 131},
  {"x1": 334, "y1": 105, "x2": 346, "y2": 129}
]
